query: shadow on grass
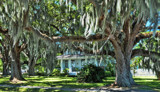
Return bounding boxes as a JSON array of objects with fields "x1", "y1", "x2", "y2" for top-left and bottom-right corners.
[
  {"x1": 21, "y1": 80, "x2": 112, "y2": 88},
  {"x1": 0, "y1": 76, "x2": 112, "y2": 89},
  {"x1": 134, "y1": 78, "x2": 158, "y2": 80},
  {"x1": 0, "y1": 76, "x2": 159, "y2": 91},
  {"x1": 0, "y1": 87, "x2": 72, "y2": 92},
  {"x1": 134, "y1": 78, "x2": 160, "y2": 91}
]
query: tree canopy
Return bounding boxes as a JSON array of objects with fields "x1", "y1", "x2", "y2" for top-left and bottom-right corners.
[{"x1": 0, "y1": 0, "x2": 160, "y2": 87}]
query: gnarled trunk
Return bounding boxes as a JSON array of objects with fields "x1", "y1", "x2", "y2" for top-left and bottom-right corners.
[
  {"x1": 115, "y1": 56, "x2": 135, "y2": 87},
  {"x1": 114, "y1": 45, "x2": 135, "y2": 87},
  {"x1": 10, "y1": 42, "x2": 25, "y2": 81}
]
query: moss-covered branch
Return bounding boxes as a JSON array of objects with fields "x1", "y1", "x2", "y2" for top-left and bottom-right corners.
[
  {"x1": 131, "y1": 49, "x2": 160, "y2": 61},
  {"x1": 134, "y1": 31, "x2": 160, "y2": 46},
  {"x1": 25, "y1": 27, "x2": 109, "y2": 42}
]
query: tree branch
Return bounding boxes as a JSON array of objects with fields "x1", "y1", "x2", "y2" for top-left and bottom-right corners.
[
  {"x1": 73, "y1": 44, "x2": 115, "y2": 58},
  {"x1": 19, "y1": 44, "x2": 27, "y2": 52},
  {"x1": 25, "y1": 27, "x2": 109, "y2": 42},
  {"x1": 131, "y1": 17, "x2": 144, "y2": 37},
  {"x1": 141, "y1": 26, "x2": 160, "y2": 30},
  {"x1": 22, "y1": 5, "x2": 29, "y2": 28},
  {"x1": 123, "y1": 18, "x2": 130, "y2": 37},
  {"x1": 134, "y1": 31, "x2": 160, "y2": 46},
  {"x1": 131, "y1": 49, "x2": 160, "y2": 61},
  {"x1": 50, "y1": 24, "x2": 60, "y2": 31}
]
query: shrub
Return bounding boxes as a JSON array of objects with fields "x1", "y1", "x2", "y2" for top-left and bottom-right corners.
[
  {"x1": 35, "y1": 72, "x2": 46, "y2": 76},
  {"x1": 105, "y1": 63, "x2": 116, "y2": 76},
  {"x1": 62, "y1": 68, "x2": 69, "y2": 76},
  {"x1": 105, "y1": 71, "x2": 112, "y2": 77},
  {"x1": 55, "y1": 65, "x2": 60, "y2": 68},
  {"x1": 52, "y1": 68, "x2": 60, "y2": 76},
  {"x1": 77, "y1": 64, "x2": 105, "y2": 83}
]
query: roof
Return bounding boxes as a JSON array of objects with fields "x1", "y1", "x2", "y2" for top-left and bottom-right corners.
[{"x1": 56, "y1": 54, "x2": 99, "y2": 60}]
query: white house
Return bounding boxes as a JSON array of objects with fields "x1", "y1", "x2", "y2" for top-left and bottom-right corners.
[{"x1": 57, "y1": 55, "x2": 106, "y2": 75}]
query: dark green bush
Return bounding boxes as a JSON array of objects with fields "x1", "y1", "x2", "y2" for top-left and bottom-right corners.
[
  {"x1": 63, "y1": 68, "x2": 69, "y2": 75},
  {"x1": 105, "y1": 62, "x2": 116, "y2": 76},
  {"x1": 105, "y1": 71, "x2": 112, "y2": 77},
  {"x1": 52, "y1": 68, "x2": 60, "y2": 76},
  {"x1": 60, "y1": 68, "x2": 69, "y2": 76},
  {"x1": 35, "y1": 72, "x2": 46, "y2": 76},
  {"x1": 77, "y1": 64, "x2": 105, "y2": 83}
]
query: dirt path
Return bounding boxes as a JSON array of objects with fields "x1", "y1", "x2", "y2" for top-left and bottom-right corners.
[{"x1": 0, "y1": 84, "x2": 158, "y2": 92}]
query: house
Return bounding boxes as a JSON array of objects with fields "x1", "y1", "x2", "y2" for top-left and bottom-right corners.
[{"x1": 57, "y1": 55, "x2": 107, "y2": 75}]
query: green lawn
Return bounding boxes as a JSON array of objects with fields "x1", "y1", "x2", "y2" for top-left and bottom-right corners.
[
  {"x1": 0, "y1": 75, "x2": 159, "y2": 92},
  {"x1": 133, "y1": 76, "x2": 160, "y2": 91}
]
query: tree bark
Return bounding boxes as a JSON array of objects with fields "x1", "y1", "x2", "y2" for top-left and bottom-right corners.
[
  {"x1": 2, "y1": 50, "x2": 10, "y2": 76},
  {"x1": 0, "y1": 40, "x2": 10, "y2": 76},
  {"x1": 155, "y1": 71, "x2": 160, "y2": 80},
  {"x1": 10, "y1": 42, "x2": 25, "y2": 81},
  {"x1": 46, "y1": 52, "x2": 56, "y2": 75},
  {"x1": 2, "y1": 61, "x2": 10, "y2": 76},
  {"x1": 110, "y1": 31, "x2": 136, "y2": 87},
  {"x1": 114, "y1": 48, "x2": 135, "y2": 87},
  {"x1": 28, "y1": 58, "x2": 36, "y2": 76}
]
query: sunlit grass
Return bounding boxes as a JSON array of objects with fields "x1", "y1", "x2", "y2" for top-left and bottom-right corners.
[
  {"x1": 0, "y1": 75, "x2": 159, "y2": 91},
  {"x1": 133, "y1": 76, "x2": 160, "y2": 91}
]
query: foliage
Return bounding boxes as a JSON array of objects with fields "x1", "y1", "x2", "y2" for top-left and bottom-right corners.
[
  {"x1": 135, "y1": 37, "x2": 160, "y2": 79},
  {"x1": 35, "y1": 66, "x2": 46, "y2": 76},
  {"x1": 105, "y1": 61, "x2": 116, "y2": 76},
  {"x1": 0, "y1": 0, "x2": 159, "y2": 87},
  {"x1": 105, "y1": 71, "x2": 112, "y2": 77},
  {"x1": 52, "y1": 68, "x2": 69, "y2": 76},
  {"x1": 131, "y1": 57, "x2": 143, "y2": 76},
  {"x1": 52, "y1": 68, "x2": 60, "y2": 76},
  {"x1": 77, "y1": 64, "x2": 105, "y2": 83},
  {"x1": 61, "y1": 68, "x2": 69, "y2": 76},
  {"x1": 55, "y1": 65, "x2": 60, "y2": 68}
]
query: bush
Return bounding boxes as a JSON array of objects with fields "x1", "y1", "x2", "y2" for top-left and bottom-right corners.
[
  {"x1": 62, "y1": 68, "x2": 69, "y2": 76},
  {"x1": 35, "y1": 72, "x2": 46, "y2": 76},
  {"x1": 77, "y1": 64, "x2": 105, "y2": 83},
  {"x1": 105, "y1": 71, "x2": 112, "y2": 77},
  {"x1": 52, "y1": 69, "x2": 60, "y2": 76}
]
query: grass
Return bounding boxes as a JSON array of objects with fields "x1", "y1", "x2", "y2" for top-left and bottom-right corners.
[
  {"x1": 134, "y1": 76, "x2": 160, "y2": 91},
  {"x1": 0, "y1": 75, "x2": 159, "y2": 92},
  {"x1": 0, "y1": 76, "x2": 110, "y2": 88}
]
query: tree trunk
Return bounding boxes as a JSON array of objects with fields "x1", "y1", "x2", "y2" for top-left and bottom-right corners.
[
  {"x1": 10, "y1": 44, "x2": 25, "y2": 81},
  {"x1": 28, "y1": 58, "x2": 36, "y2": 76},
  {"x1": 2, "y1": 61, "x2": 10, "y2": 76},
  {"x1": 2, "y1": 52, "x2": 10, "y2": 76},
  {"x1": 1, "y1": 44, "x2": 10, "y2": 76},
  {"x1": 46, "y1": 52, "x2": 56, "y2": 75},
  {"x1": 114, "y1": 48, "x2": 135, "y2": 87},
  {"x1": 156, "y1": 71, "x2": 160, "y2": 80}
]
